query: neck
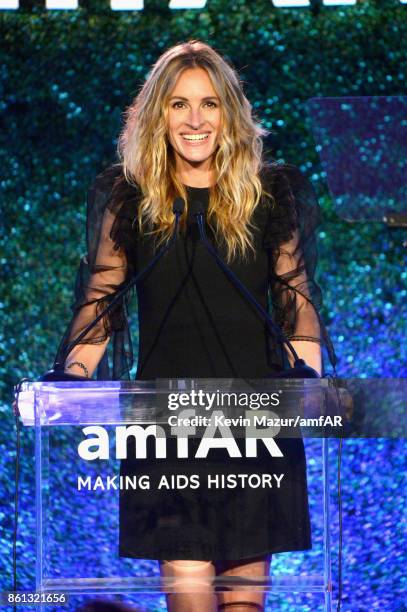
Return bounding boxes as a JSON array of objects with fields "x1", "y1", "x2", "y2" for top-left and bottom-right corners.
[{"x1": 175, "y1": 157, "x2": 215, "y2": 188}]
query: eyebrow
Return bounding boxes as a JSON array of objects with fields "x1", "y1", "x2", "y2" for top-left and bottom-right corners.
[{"x1": 169, "y1": 96, "x2": 220, "y2": 101}]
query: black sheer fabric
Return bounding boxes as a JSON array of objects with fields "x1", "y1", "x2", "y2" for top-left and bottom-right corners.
[
  {"x1": 264, "y1": 164, "x2": 337, "y2": 368},
  {"x1": 54, "y1": 164, "x2": 133, "y2": 379},
  {"x1": 55, "y1": 162, "x2": 337, "y2": 379}
]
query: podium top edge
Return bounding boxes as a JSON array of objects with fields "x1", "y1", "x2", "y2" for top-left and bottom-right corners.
[{"x1": 18, "y1": 378, "x2": 406, "y2": 393}]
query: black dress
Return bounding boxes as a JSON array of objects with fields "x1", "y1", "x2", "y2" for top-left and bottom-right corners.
[{"x1": 55, "y1": 162, "x2": 337, "y2": 561}]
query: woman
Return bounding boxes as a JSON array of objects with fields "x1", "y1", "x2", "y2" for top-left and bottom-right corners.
[{"x1": 56, "y1": 41, "x2": 336, "y2": 612}]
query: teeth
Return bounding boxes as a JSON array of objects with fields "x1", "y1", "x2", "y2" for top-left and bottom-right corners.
[{"x1": 182, "y1": 134, "x2": 209, "y2": 141}]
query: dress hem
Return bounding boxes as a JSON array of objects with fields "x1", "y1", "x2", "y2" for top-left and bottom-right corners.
[{"x1": 118, "y1": 541, "x2": 312, "y2": 562}]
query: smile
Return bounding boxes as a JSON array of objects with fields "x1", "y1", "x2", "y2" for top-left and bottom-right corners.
[{"x1": 181, "y1": 133, "x2": 210, "y2": 141}]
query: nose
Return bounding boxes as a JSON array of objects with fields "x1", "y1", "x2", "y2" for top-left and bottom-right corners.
[{"x1": 186, "y1": 106, "x2": 204, "y2": 129}]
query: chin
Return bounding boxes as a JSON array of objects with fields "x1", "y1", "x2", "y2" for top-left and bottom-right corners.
[
  {"x1": 184, "y1": 155, "x2": 214, "y2": 165},
  {"x1": 177, "y1": 148, "x2": 217, "y2": 166}
]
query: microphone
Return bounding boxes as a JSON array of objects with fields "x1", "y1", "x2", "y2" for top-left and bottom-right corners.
[
  {"x1": 173, "y1": 197, "x2": 185, "y2": 216},
  {"x1": 191, "y1": 197, "x2": 320, "y2": 379},
  {"x1": 41, "y1": 198, "x2": 185, "y2": 381}
]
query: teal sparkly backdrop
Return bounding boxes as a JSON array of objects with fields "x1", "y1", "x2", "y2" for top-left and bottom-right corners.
[{"x1": 1, "y1": 1, "x2": 406, "y2": 610}]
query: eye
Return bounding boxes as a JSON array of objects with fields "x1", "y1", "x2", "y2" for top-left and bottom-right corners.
[
  {"x1": 172, "y1": 101, "x2": 186, "y2": 109},
  {"x1": 203, "y1": 101, "x2": 218, "y2": 108}
]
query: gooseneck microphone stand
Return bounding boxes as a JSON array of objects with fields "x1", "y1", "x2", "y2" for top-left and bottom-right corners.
[
  {"x1": 193, "y1": 205, "x2": 319, "y2": 379},
  {"x1": 41, "y1": 198, "x2": 185, "y2": 381}
]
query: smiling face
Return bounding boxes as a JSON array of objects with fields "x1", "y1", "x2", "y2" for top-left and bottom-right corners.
[{"x1": 167, "y1": 67, "x2": 222, "y2": 183}]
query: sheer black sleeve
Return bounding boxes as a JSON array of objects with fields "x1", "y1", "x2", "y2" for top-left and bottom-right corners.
[
  {"x1": 263, "y1": 162, "x2": 337, "y2": 372},
  {"x1": 54, "y1": 164, "x2": 136, "y2": 379}
]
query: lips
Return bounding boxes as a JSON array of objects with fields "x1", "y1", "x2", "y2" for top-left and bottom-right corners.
[{"x1": 181, "y1": 133, "x2": 210, "y2": 142}]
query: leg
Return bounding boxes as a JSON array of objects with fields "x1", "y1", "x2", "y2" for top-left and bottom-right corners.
[
  {"x1": 159, "y1": 559, "x2": 218, "y2": 612},
  {"x1": 214, "y1": 555, "x2": 272, "y2": 612}
]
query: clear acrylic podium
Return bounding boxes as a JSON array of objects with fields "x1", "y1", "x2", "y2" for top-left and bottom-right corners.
[{"x1": 18, "y1": 379, "x2": 335, "y2": 611}]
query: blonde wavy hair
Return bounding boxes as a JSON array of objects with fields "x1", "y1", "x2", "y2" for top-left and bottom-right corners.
[{"x1": 117, "y1": 40, "x2": 269, "y2": 261}]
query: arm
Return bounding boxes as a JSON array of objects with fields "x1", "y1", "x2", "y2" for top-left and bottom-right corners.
[
  {"x1": 265, "y1": 162, "x2": 337, "y2": 376},
  {"x1": 64, "y1": 208, "x2": 128, "y2": 377},
  {"x1": 55, "y1": 165, "x2": 133, "y2": 379},
  {"x1": 272, "y1": 228, "x2": 322, "y2": 376}
]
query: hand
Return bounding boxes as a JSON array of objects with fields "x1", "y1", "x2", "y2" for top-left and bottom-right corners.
[
  {"x1": 301, "y1": 389, "x2": 324, "y2": 418},
  {"x1": 301, "y1": 387, "x2": 353, "y2": 421}
]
